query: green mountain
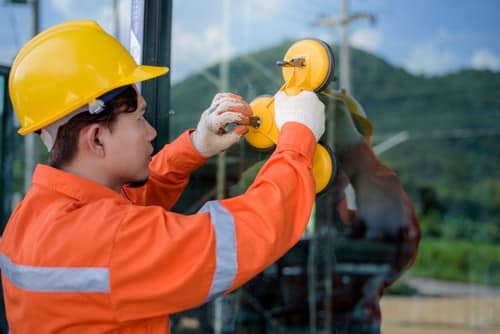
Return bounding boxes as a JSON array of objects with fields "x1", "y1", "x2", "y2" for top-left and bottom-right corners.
[{"x1": 170, "y1": 41, "x2": 500, "y2": 242}]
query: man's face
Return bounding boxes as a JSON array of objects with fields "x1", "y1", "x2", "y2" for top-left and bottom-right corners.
[{"x1": 103, "y1": 91, "x2": 157, "y2": 188}]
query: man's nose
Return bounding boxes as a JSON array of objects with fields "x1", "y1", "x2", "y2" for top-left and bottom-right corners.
[{"x1": 146, "y1": 120, "x2": 157, "y2": 141}]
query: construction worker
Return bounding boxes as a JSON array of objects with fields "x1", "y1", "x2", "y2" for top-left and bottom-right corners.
[
  {"x1": 0, "y1": 20, "x2": 326, "y2": 333},
  {"x1": 231, "y1": 97, "x2": 420, "y2": 334}
]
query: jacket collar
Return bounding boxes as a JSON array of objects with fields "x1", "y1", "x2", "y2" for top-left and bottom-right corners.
[{"x1": 31, "y1": 164, "x2": 129, "y2": 204}]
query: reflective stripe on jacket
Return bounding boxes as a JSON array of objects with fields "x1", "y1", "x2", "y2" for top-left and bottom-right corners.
[{"x1": 0, "y1": 123, "x2": 316, "y2": 333}]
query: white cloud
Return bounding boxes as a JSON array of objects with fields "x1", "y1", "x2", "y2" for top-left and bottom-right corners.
[
  {"x1": 405, "y1": 41, "x2": 457, "y2": 76},
  {"x1": 95, "y1": 5, "x2": 114, "y2": 36},
  {"x1": 171, "y1": 22, "x2": 235, "y2": 82},
  {"x1": 49, "y1": 0, "x2": 73, "y2": 17},
  {"x1": 350, "y1": 27, "x2": 381, "y2": 52},
  {"x1": 471, "y1": 49, "x2": 500, "y2": 71},
  {"x1": 308, "y1": 32, "x2": 332, "y2": 45},
  {"x1": 403, "y1": 28, "x2": 463, "y2": 76},
  {"x1": 242, "y1": 0, "x2": 284, "y2": 20},
  {"x1": 436, "y1": 28, "x2": 450, "y2": 40}
]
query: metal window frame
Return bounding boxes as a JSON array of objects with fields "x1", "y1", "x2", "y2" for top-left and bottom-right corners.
[
  {"x1": 0, "y1": 65, "x2": 14, "y2": 231},
  {"x1": 139, "y1": 0, "x2": 173, "y2": 151}
]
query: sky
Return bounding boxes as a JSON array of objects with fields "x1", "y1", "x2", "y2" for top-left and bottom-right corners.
[{"x1": 0, "y1": 0, "x2": 499, "y2": 83}]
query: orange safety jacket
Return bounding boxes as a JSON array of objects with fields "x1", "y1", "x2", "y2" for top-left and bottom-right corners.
[{"x1": 0, "y1": 123, "x2": 316, "y2": 333}]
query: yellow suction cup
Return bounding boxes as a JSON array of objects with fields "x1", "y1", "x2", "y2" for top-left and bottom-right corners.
[
  {"x1": 245, "y1": 95, "x2": 279, "y2": 150},
  {"x1": 313, "y1": 142, "x2": 336, "y2": 194},
  {"x1": 245, "y1": 95, "x2": 337, "y2": 194},
  {"x1": 278, "y1": 38, "x2": 335, "y2": 96}
]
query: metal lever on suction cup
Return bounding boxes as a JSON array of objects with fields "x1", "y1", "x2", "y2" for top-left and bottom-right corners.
[
  {"x1": 249, "y1": 116, "x2": 262, "y2": 128},
  {"x1": 276, "y1": 57, "x2": 306, "y2": 68}
]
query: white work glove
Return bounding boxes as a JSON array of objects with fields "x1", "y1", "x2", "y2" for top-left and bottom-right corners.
[
  {"x1": 274, "y1": 90, "x2": 325, "y2": 141},
  {"x1": 333, "y1": 103, "x2": 363, "y2": 154},
  {"x1": 190, "y1": 93, "x2": 252, "y2": 158}
]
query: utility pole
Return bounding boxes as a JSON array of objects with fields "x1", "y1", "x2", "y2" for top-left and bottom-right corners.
[
  {"x1": 24, "y1": 0, "x2": 40, "y2": 193},
  {"x1": 314, "y1": 0, "x2": 375, "y2": 209},
  {"x1": 314, "y1": 0, "x2": 376, "y2": 95}
]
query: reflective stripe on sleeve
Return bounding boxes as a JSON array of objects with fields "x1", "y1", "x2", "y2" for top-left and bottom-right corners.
[
  {"x1": 198, "y1": 200, "x2": 237, "y2": 302},
  {"x1": 0, "y1": 253, "x2": 109, "y2": 293}
]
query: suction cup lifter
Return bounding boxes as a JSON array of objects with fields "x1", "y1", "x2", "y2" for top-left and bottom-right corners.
[{"x1": 244, "y1": 38, "x2": 338, "y2": 195}]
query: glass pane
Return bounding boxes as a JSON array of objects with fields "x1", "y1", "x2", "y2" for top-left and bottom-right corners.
[
  {"x1": 1, "y1": 1, "x2": 498, "y2": 333},
  {"x1": 169, "y1": 1, "x2": 500, "y2": 334}
]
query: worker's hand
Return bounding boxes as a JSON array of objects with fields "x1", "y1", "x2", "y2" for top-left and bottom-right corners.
[
  {"x1": 274, "y1": 90, "x2": 325, "y2": 141},
  {"x1": 333, "y1": 103, "x2": 363, "y2": 154},
  {"x1": 190, "y1": 93, "x2": 252, "y2": 158}
]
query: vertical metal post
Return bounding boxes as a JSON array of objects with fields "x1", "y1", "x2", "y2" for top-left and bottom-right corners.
[
  {"x1": 340, "y1": 0, "x2": 357, "y2": 209},
  {"x1": 0, "y1": 66, "x2": 14, "y2": 334},
  {"x1": 307, "y1": 212, "x2": 317, "y2": 334},
  {"x1": 340, "y1": 0, "x2": 356, "y2": 210},
  {"x1": 0, "y1": 66, "x2": 15, "y2": 229},
  {"x1": 214, "y1": 3, "x2": 231, "y2": 333},
  {"x1": 339, "y1": 0, "x2": 351, "y2": 94},
  {"x1": 323, "y1": 96, "x2": 337, "y2": 333},
  {"x1": 216, "y1": 0, "x2": 230, "y2": 201}
]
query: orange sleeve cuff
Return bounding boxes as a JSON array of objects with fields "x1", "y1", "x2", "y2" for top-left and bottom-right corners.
[
  {"x1": 275, "y1": 122, "x2": 317, "y2": 165},
  {"x1": 151, "y1": 129, "x2": 208, "y2": 174}
]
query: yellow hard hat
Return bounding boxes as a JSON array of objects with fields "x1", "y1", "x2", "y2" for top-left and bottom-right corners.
[{"x1": 9, "y1": 20, "x2": 169, "y2": 135}]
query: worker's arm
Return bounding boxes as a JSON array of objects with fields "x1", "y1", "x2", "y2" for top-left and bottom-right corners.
[
  {"x1": 121, "y1": 130, "x2": 207, "y2": 209},
  {"x1": 122, "y1": 93, "x2": 251, "y2": 209},
  {"x1": 109, "y1": 123, "x2": 315, "y2": 321},
  {"x1": 328, "y1": 98, "x2": 420, "y2": 278},
  {"x1": 340, "y1": 140, "x2": 420, "y2": 273}
]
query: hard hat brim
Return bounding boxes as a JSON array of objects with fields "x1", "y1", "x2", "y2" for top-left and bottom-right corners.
[{"x1": 129, "y1": 65, "x2": 169, "y2": 84}]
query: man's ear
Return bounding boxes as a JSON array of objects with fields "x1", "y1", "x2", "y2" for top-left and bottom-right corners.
[{"x1": 84, "y1": 124, "x2": 106, "y2": 157}]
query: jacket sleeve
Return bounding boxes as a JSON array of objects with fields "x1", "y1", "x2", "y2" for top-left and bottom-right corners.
[
  {"x1": 340, "y1": 139, "x2": 420, "y2": 275},
  {"x1": 121, "y1": 130, "x2": 207, "y2": 209},
  {"x1": 109, "y1": 123, "x2": 316, "y2": 321}
]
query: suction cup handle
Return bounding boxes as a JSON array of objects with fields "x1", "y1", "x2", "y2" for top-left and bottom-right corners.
[{"x1": 276, "y1": 57, "x2": 306, "y2": 68}]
